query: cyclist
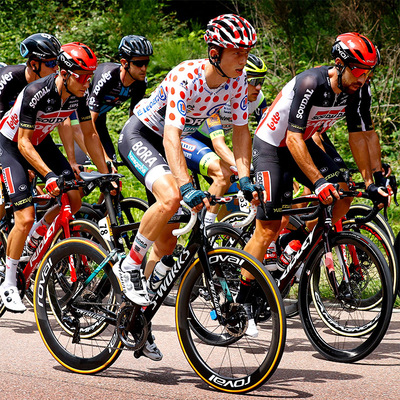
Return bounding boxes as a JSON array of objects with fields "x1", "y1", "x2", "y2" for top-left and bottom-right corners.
[
  {"x1": 86, "y1": 35, "x2": 153, "y2": 164},
  {"x1": 181, "y1": 53, "x2": 268, "y2": 225},
  {"x1": 239, "y1": 32, "x2": 388, "y2": 335},
  {"x1": 0, "y1": 33, "x2": 60, "y2": 120},
  {"x1": 0, "y1": 42, "x2": 111, "y2": 312},
  {"x1": 117, "y1": 14, "x2": 263, "y2": 360}
]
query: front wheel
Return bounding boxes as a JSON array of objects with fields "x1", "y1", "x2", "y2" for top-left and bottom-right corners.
[
  {"x1": 34, "y1": 238, "x2": 123, "y2": 373},
  {"x1": 299, "y1": 231, "x2": 393, "y2": 363},
  {"x1": 176, "y1": 247, "x2": 286, "y2": 393}
]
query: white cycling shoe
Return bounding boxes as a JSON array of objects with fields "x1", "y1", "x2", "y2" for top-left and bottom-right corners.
[
  {"x1": 0, "y1": 284, "x2": 26, "y2": 313},
  {"x1": 112, "y1": 262, "x2": 151, "y2": 306}
]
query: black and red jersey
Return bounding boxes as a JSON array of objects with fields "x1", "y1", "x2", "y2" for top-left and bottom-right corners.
[
  {"x1": 255, "y1": 66, "x2": 373, "y2": 147},
  {"x1": 0, "y1": 73, "x2": 90, "y2": 145}
]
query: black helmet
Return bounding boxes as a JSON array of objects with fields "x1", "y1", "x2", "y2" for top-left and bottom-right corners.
[
  {"x1": 20, "y1": 33, "x2": 61, "y2": 60},
  {"x1": 118, "y1": 35, "x2": 153, "y2": 59}
]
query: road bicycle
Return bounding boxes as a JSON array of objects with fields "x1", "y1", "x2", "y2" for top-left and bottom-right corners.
[
  {"x1": 0, "y1": 177, "x2": 107, "y2": 316},
  {"x1": 211, "y1": 189, "x2": 394, "y2": 362},
  {"x1": 34, "y1": 171, "x2": 286, "y2": 394}
]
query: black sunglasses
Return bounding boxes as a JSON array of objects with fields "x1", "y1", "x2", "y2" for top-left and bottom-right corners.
[
  {"x1": 43, "y1": 60, "x2": 58, "y2": 68},
  {"x1": 248, "y1": 77, "x2": 265, "y2": 87},
  {"x1": 129, "y1": 59, "x2": 150, "y2": 68}
]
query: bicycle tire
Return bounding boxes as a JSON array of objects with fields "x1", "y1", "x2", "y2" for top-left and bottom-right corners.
[
  {"x1": 299, "y1": 230, "x2": 393, "y2": 363},
  {"x1": 34, "y1": 238, "x2": 123, "y2": 373},
  {"x1": 176, "y1": 247, "x2": 286, "y2": 393},
  {"x1": 0, "y1": 230, "x2": 8, "y2": 317},
  {"x1": 346, "y1": 203, "x2": 395, "y2": 245},
  {"x1": 75, "y1": 202, "x2": 104, "y2": 223},
  {"x1": 342, "y1": 219, "x2": 399, "y2": 304},
  {"x1": 24, "y1": 219, "x2": 110, "y2": 307}
]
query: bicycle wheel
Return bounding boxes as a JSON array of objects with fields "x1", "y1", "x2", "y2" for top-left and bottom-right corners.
[
  {"x1": 34, "y1": 238, "x2": 123, "y2": 373},
  {"x1": 0, "y1": 230, "x2": 8, "y2": 317},
  {"x1": 299, "y1": 231, "x2": 393, "y2": 363},
  {"x1": 342, "y1": 219, "x2": 399, "y2": 303},
  {"x1": 163, "y1": 223, "x2": 247, "y2": 308},
  {"x1": 75, "y1": 202, "x2": 105, "y2": 223},
  {"x1": 176, "y1": 247, "x2": 286, "y2": 393},
  {"x1": 346, "y1": 203, "x2": 395, "y2": 245},
  {"x1": 24, "y1": 219, "x2": 110, "y2": 307}
]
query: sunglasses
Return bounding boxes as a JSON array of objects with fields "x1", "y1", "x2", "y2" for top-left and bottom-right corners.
[
  {"x1": 248, "y1": 77, "x2": 265, "y2": 87},
  {"x1": 129, "y1": 59, "x2": 150, "y2": 68},
  {"x1": 347, "y1": 64, "x2": 374, "y2": 78},
  {"x1": 68, "y1": 70, "x2": 93, "y2": 84},
  {"x1": 43, "y1": 59, "x2": 58, "y2": 68}
]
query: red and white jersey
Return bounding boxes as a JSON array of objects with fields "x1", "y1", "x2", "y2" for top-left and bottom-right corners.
[
  {"x1": 133, "y1": 59, "x2": 249, "y2": 136},
  {"x1": 255, "y1": 66, "x2": 373, "y2": 147},
  {"x1": 0, "y1": 73, "x2": 90, "y2": 145}
]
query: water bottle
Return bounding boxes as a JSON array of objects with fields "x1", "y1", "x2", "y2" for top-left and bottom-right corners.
[
  {"x1": 264, "y1": 241, "x2": 278, "y2": 271},
  {"x1": 277, "y1": 240, "x2": 301, "y2": 272},
  {"x1": 148, "y1": 254, "x2": 175, "y2": 292}
]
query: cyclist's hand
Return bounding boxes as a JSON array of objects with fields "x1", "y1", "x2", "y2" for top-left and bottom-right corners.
[
  {"x1": 314, "y1": 178, "x2": 339, "y2": 204},
  {"x1": 374, "y1": 170, "x2": 393, "y2": 197},
  {"x1": 381, "y1": 163, "x2": 392, "y2": 177},
  {"x1": 45, "y1": 172, "x2": 60, "y2": 197},
  {"x1": 70, "y1": 162, "x2": 82, "y2": 179},
  {"x1": 180, "y1": 183, "x2": 209, "y2": 212},
  {"x1": 239, "y1": 176, "x2": 266, "y2": 204},
  {"x1": 367, "y1": 183, "x2": 390, "y2": 208}
]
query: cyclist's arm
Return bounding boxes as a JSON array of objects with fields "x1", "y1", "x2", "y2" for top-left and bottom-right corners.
[
  {"x1": 348, "y1": 129, "x2": 382, "y2": 188},
  {"x1": 231, "y1": 124, "x2": 252, "y2": 180},
  {"x1": 163, "y1": 125, "x2": 192, "y2": 187},
  {"x1": 18, "y1": 128, "x2": 52, "y2": 178},
  {"x1": 211, "y1": 134, "x2": 235, "y2": 167},
  {"x1": 90, "y1": 110, "x2": 100, "y2": 125},
  {"x1": 79, "y1": 120, "x2": 110, "y2": 174},
  {"x1": 58, "y1": 118, "x2": 80, "y2": 176},
  {"x1": 287, "y1": 130, "x2": 325, "y2": 185}
]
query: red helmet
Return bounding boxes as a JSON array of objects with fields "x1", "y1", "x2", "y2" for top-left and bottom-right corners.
[
  {"x1": 204, "y1": 14, "x2": 257, "y2": 49},
  {"x1": 57, "y1": 42, "x2": 97, "y2": 71},
  {"x1": 331, "y1": 32, "x2": 378, "y2": 67}
]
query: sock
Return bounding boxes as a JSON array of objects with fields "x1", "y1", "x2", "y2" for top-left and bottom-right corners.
[
  {"x1": 2, "y1": 256, "x2": 19, "y2": 289},
  {"x1": 122, "y1": 232, "x2": 154, "y2": 272},
  {"x1": 236, "y1": 275, "x2": 253, "y2": 304},
  {"x1": 204, "y1": 211, "x2": 218, "y2": 227}
]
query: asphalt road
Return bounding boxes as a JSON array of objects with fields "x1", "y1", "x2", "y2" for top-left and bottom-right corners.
[{"x1": 1, "y1": 304, "x2": 400, "y2": 400}]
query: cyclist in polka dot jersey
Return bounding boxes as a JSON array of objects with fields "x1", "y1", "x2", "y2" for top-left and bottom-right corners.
[{"x1": 117, "y1": 14, "x2": 266, "y2": 361}]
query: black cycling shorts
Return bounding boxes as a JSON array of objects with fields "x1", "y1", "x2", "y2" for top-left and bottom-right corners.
[
  {"x1": 253, "y1": 135, "x2": 346, "y2": 221},
  {"x1": 0, "y1": 134, "x2": 74, "y2": 211},
  {"x1": 118, "y1": 114, "x2": 172, "y2": 193}
]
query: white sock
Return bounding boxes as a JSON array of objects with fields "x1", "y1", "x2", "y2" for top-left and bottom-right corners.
[
  {"x1": 2, "y1": 257, "x2": 19, "y2": 289},
  {"x1": 122, "y1": 232, "x2": 154, "y2": 272},
  {"x1": 204, "y1": 211, "x2": 218, "y2": 227}
]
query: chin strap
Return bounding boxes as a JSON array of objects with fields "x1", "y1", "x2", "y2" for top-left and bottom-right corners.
[
  {"x1": 335, "y1": 63, "x2": 345, "y2": 92},
  {"x1": 63, "y1": 72, "x2": 75, "y2": 96},
  {"x1": 208, "y1": 48, "x2": 232, "y2": 79}
]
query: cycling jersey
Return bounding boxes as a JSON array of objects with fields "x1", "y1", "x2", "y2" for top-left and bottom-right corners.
[
  {"x1": 0, "y1": 64, "x2": 28, "y2": 119},
  {"x1": 133, "y1": 59, "x2": 249, "y2": 136},
  {"x1": 87, "y1": 62, "x2": 146, "y2": 115},
  {"x1": 87, "y1": 62, "x2": 147, "y2": 162},
  {"x1": 198, "y1": 90, "x2": 267, "y2": 140},
  {"x1": 0, "y1": 73, "x2": 90, "y2": 145},
  {"x1": 255, "y1": 66, "x2": 373, "y2": 147}
]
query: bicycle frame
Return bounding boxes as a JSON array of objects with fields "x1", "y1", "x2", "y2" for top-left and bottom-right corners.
[{"x1": 21, "y1": 191, "x2": 76, "y2": 290}]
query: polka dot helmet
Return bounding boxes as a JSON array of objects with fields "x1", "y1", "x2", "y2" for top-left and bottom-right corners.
[{"x1": 204, "y1": 14, "x2": 257, "y2": 49}]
